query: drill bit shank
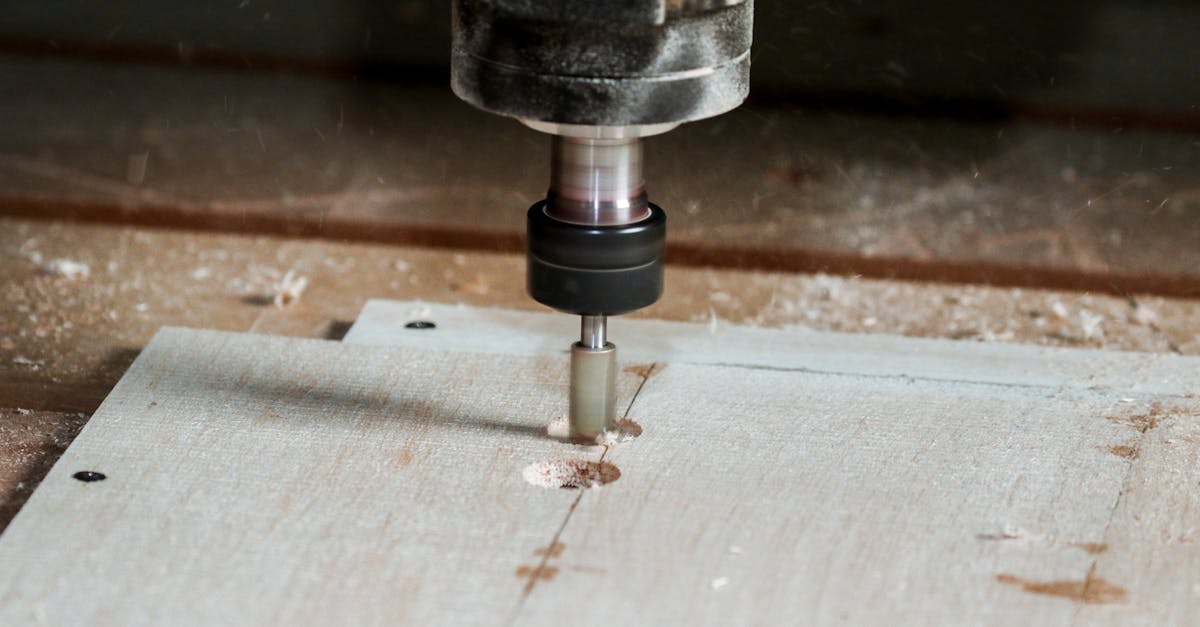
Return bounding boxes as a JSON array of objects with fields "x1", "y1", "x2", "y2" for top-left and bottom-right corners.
[{"x1": 570, "y1": 315, "x2": 617, "y2": 441}]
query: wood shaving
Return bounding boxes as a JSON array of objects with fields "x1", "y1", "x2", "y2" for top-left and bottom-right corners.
[
  {"x1": 595, "y1": 419, "x2": 642, "y2": 445},
  {"x1": 41, "y1": 259, "x2": 90, "y2": 281},
  {"x1": 273, "y1": 270, "x2": 308, "y2": 308},
  {"x1": 546, "y1": 417, "x2": 642, "y2": 445}
]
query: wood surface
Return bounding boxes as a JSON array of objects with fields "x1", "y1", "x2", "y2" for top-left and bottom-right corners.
[
  {"x1": 0, "y1": 328, "x2": 643, "y2": 625},
  {"x1": 1, "y1": 305, "x2": 1197, "y2": 624},
  {"x1": 5, "y1": 218, "x2": 1196, "y2": 539},
  {"x1": 346, "y1": 300, "x2": 1199, "y2": 395}
]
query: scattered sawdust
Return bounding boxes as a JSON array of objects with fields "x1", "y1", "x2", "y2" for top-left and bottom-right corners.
[
  {"x1": 522, "y1": 459, "x2": 620, "y2": 489},
  {"x1": 1107, "y1": 401, "x2": 1191, "y2": 433},
  {"x1": 11, "y1": 355, "x2": 41, "y2": 370},
  {"x1": 1129, "y1": 300, "x2": 1159, "y2": 327},
  {"x1": 273, "y1": 270, "x2": 308, "y2": 308},
  {"x1": 40, "y1": 259, "x2": 90, "y2": 281},
  {"x1": 452, "y1": 273, "x2": 490, "y2": 296},
  {"x1": 546, "y1": 417, "x2": 570, "y2": 440},
  {"x1": 1108, "y1": 445, "x2": 1138, "y2": 459},
  {"x1": 995, "y1": 573, "x2": 1126, "y2": 604},
  {"x1": 545, "y1": 417, "x2": 642, "y2": 445},
  {"x1": 596, "y1": 418, "x2": 642, "y2": 445},
  {"x1": 0, "y1": 408, "x2": 90, "y2": 533},
  {"x1": 1079, "y1": 309, "x2": 1105, "y2": 340}
]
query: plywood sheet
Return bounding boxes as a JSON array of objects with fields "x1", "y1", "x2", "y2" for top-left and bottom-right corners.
[
  {"x1": 1, "y1": 301, "x2": 1197, "y2": 625},
  {"x1": 346, "y1": 300, "x2": 1200, "y2": 395},
  {"x1": 0, "y1": 328, "x2": 643, "y2": 625}
]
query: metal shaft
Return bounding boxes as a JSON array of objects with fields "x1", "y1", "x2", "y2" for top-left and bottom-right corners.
[
  {"x1": 580, "y1": 314, "x2": 607, "y2": 349},
  {"x1": 552, "y1": 132, "x2": 635, "y2": 441},
  {"x1": 547, "y1": 135, "x2": 649, "y2": 226}
]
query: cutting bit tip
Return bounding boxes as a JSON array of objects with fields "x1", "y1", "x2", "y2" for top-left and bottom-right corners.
[{"x1": 569, "y1": 319, "x2": 617, "y2": 441}]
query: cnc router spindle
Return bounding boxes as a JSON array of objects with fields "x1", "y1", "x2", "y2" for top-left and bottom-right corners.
[{"x1": 450, "y1": 1, "x2": 754, "y2": 441}]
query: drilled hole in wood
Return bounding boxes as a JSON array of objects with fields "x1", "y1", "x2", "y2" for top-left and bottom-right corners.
[
  {"x1": 523, "y1": 459, "x2": 620, "y2": 489},
  {"x1": 405, "y1": 320, "x2": 436, "y2": 329},
  {"x1": 72, "y1": 471, "x2": 106, "y2": 483},
  {"x1": 546, "y1": 417, "x2": 642, "y2": 445}
]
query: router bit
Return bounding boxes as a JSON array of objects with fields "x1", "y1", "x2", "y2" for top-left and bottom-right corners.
[{"x1": 450, "y1": 1, "x2": 754, "y2": 440}]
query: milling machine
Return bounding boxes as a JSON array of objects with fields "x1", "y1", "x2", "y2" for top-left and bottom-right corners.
[{"x1": 450, "y1": 1, "x2": 754, "y2": 440}]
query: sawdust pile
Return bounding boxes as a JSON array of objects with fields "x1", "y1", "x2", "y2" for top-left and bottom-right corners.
[{"x1": 522, "y1": 459, "x2": 620, "y2": 489}]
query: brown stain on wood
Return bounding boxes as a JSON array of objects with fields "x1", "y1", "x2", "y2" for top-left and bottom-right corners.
[
  {"x1": 395, "y1": 446, "x2": 414, "y2": 467},
  {"x1": 1109, "y1": 445, "x2": 1138, "y2": 459},
  {"x1": 1105, "y1": 401, "x2": 1196, "y2": 433},
  {"x1": 1075, "y1": 542, "x2": 1109, "y2": 554},
  {"x1": 996, "y1": 573, "x2": 1126, "y2": 604},
  {"x1": 523, "y1": 459, "x2": 621, "y2": 489},
  {"x1": 623, "y1": 363, "x2": 662, "y2": 379},
  {"x1": 534, "y1": 542, "x2": 565, "y2": 558},
  {"x1": 515, "y1": 565, "x2": 559, "y2": 581}
]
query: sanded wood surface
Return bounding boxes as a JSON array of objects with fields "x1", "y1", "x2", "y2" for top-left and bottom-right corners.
[
  {"x1": 2, "y1": 303, "x2": 1198, "y2": 624},
  {"x1": 346, "y1": 300, "x2": 1199, "y2": 395},
  {"x1": 0, "y1": 328, "x2": 645, "y2": 625}
]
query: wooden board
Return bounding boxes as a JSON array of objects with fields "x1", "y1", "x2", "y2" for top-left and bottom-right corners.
[
  {"x1": 0, "y1": 328, "x2": 646, "y2": 625},
  {"x1": 1, "y1": 304, "x2": 1198, "y2": 624},
  {"x1": 345, "y1": 300, "x2": 1199, "y2": 395}
]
